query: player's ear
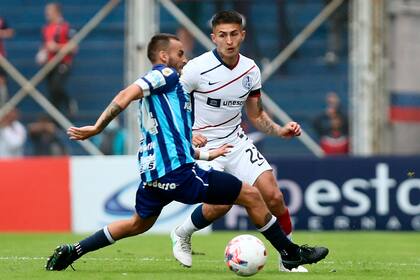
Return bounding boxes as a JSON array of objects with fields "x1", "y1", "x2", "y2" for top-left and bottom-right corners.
[
  {"x1": 241, "y1": 30, "x2": 246, "y2": 42},
  {"x1": 211, "y1": 33, "x2": 217, "y2": 44},
  {"x1": 158, "y1": 50, "x2": 169, "y2": 64}
]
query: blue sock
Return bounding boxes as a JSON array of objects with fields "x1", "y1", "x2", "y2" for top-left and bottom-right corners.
[
  {"x1": 75, "y1": 226, "x2": 115, "y2": 257},
  {"x1": 191, "y1": 204, "x2": 212, "y2": 229}
]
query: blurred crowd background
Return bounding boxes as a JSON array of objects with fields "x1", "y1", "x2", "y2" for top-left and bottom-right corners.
[{"x1": 0, "y1": 0, "x2": 418, "y2": 158}]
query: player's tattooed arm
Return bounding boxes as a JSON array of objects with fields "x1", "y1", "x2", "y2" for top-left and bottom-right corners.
[
  {"x1": 68, "y1": 84, "x2": 142, "y2": 141},
  {"x1": 246, "y1": 97, "x2": 283, "y2": 137},
  {"x1": 95, "y1": 102, "x2": 123, "y2": 131},
  {"x1": 95, "y1": 84, "x2": 143, "y2": 132},
  {"x1": 246, "y1": 97, "x2": 301, "y2": 138}
]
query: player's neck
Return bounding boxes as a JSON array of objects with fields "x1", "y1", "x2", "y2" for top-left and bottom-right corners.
[{"x1": 219, "y1": 52, "x2": 240, "y2": 69}]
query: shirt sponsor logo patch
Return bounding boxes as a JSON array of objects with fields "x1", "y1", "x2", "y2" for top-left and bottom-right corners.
[
  {"x1": 144, "y1": 181, "x2": 177, "y2": 190},
  {"x1": 222, "y1": 100, "x2": 244, "y2": 107},
  {"x1": 207, "y1": 97, "x2": 221, "y2": 107}
]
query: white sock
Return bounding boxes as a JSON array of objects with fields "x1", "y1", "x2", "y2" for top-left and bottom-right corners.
[
  {"x1": 176, "y1": 216, "x2": 198, "y2": 237},
  {"x1": 103, "y1": 226, "x2": 115, "y2": 244},
  {"x1": 287, "y1": 233, "x2": 292, "y2": 241},
  {"x1": 257, "y1": 215, "x2": 277, "y2": 232}
]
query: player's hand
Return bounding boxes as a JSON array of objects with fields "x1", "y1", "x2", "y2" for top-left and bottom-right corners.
[
  {"x1": 209, "y1": 144, "x2": 233, "y2": 160},
  {"x1": 281, "y1": 121, "x2": 301, "y2": 138},
  {"x1": 192, "y1": 133, "x2": 208, "y2": 148},
  {"x1": 67, "y1": 126, "x2": 100, "y2": 140}
]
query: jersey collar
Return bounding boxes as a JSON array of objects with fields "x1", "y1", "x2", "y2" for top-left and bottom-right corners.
[
  {"x1": 152, "y1": 63, "x2": 166, "y2": 70},
  {"x1": 212, "y1": 49, "x2": 240, "y2": 70}
]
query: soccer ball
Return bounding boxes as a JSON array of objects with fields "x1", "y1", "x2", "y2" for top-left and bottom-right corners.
[{"x1": 224, "y1": 234, "x2": 267, "y2": 277}]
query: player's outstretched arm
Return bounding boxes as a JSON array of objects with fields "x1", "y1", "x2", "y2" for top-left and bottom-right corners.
[
  {"x1": 68, "y1": 84, "x2": 143, "y2": 140},
  {"x1": 245, "y1": 97, "x2": 301, "y2": 138},
  {"x1": 193, "y1": 144, "x2": 233, "y2": 161}
]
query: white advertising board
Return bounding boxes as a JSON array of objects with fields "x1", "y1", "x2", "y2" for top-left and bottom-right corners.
[{"x1": 71, "y1": 156, "x2": 209, "y2": 234}]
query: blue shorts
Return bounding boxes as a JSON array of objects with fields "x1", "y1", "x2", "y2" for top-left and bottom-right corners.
[{"x1": 135, "y1": 163, "x2": 242, "y2": 219}]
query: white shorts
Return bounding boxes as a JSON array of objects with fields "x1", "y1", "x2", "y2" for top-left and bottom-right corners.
[{"x1": 196, "y1": 134, "x2": 272, "y2": 185}]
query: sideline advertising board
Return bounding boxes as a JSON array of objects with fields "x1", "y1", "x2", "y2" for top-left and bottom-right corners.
[
  {"x1": 70, "y1": 156, "x2": 205, "y2": 233},
  {"x1": 213, "y1": 156, "x2": 420, "y2": 231}
]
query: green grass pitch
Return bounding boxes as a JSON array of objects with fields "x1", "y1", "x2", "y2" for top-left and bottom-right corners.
[{"x1": 0, "y1": 231, "x2": 419, "y2": 279}]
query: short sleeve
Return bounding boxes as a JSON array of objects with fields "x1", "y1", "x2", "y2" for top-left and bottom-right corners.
[
  {"x1": 180, "y1": 60, "x2": 200, "y2": 93},
  {"x1": 252, "y1": 64, "x2": 262, "y2": 91},
  {"x1": 133, "y1": 66, "x2": 179, "y2": 96},
  {"x1": 248, "y1": 89, "x2": 261, "y2": 98}
]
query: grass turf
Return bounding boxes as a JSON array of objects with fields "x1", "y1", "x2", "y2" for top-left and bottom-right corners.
[{"x1": 0, "y1": 231, "x2": 419, "y2": 279}]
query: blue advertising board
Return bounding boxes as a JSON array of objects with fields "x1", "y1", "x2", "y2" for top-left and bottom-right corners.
[{"x1": 213, "y1": 156, "x2": 420, "y2": 231}]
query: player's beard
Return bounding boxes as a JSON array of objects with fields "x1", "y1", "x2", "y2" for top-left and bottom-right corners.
[{"x1": 167, "y1": 58, "x2": 182, "y2": 73}]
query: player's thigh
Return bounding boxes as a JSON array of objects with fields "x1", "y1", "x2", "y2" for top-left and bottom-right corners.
[
  {"x1": 135, "y1": 183, "x2": 171, "y2": 220},
  {"x1": 226, "y1": 139, "x2": 272, "y2": 185},
  {"x1": 204, "y1": 169, "x2": 243, "y2": 205},
  {"x1": 233, "y1": 182, "x2": 265, "y2": 208}
]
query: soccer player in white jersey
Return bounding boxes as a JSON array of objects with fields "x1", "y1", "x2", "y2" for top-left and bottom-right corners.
[{"x1": 171, "y1": 10, "x2": 307, "y2": 272}]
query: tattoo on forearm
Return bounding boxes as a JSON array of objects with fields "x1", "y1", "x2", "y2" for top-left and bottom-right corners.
[
  {"x1": 253, "y1": 98, "x2": 277, "y2": 135},
  {"x1": 97, "y1": 101, "x2": 122, "y2": 130},
  {"x1": 256, "y1": 114, "x2": 276, "y2": 135},
  {"x1": 256, "y1": 98, "x2": 264, "y2": 113}
]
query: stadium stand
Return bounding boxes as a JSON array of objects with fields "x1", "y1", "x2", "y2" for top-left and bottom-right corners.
[
  {"x1": 1, "y1": 0, "x2": 125, "y2": 155},
  {"x1": 160, "y1": 0, "x2": 348, "y2": 156},
  {"x1": 1, "y1": 0, "x2": 347, "y2": 156}
]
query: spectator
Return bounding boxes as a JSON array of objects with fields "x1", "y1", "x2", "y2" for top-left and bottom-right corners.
[
  {"x1": 38, "y1": 2, "x2": 77, "y2": 116},
  {"x1": 0, "y1": 16, "x2": 14, "y2": 106},
  {"x1": 313, "y1": 91, "x2": 349, "y2": 155},
  {"x1": 92, "y1": 118, "x2": 125, "y2": 155},
  {"x1": 319, "y1": 113, "x2": 349, "y2": 155},
  {"x1": 0, "y1": 108, "x2": 26, "y2": 158},
  {"x1": 27, "y1": 114, "x2": 67, "y2": 156}
]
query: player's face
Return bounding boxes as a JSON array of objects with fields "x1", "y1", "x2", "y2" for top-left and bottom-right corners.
[
  {"x1": 166, "y1": 39, "x2": 187, "y2": 73},
  {"x1": 211, "y1": 23, "x2": 245, "y2": 60},
  {"x1": 45, "y1": 4, "x2": 59, "y2": 22}
]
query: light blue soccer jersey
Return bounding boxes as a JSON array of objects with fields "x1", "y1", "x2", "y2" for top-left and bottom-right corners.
[{"x1": 133, "y1": 64, "x2": 194, "y2": 182}]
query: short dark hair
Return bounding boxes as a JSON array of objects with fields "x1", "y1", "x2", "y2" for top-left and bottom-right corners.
[
  {"x1": 147, "y1": 33, "x2": 180, "y2": 63},
  {"x1": 211, "y1": 10, "x2": 244, "y2": 29}
]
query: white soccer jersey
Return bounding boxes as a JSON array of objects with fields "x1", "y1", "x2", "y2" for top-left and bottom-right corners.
[{"x1": 181, "y1": 49, "x2": 261, "y2": 147}]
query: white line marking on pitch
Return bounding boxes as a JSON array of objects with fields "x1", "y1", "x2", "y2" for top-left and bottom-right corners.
[
  {"x1": 0, "y1": 256, "x2": 220, "y2": 263},
  {"x1": 1, "y1": 257, "x2": 419, "y2": 266}
]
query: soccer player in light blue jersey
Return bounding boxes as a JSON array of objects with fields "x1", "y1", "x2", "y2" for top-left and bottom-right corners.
[{"x1": 45, "y1": 33, "x2": 328, "y2": 272}]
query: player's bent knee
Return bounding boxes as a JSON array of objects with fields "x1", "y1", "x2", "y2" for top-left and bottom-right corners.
[
  {"x1": 267, "y1": 190, "x2": 284, "y2": 208},
  {"x1": 242, "y1": 184, "x2": 264, "y2": 206}
]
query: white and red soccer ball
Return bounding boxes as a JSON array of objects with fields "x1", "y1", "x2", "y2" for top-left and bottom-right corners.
[{"x1": 224, "y1": 234, "x2": 267, "y2": 277}]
